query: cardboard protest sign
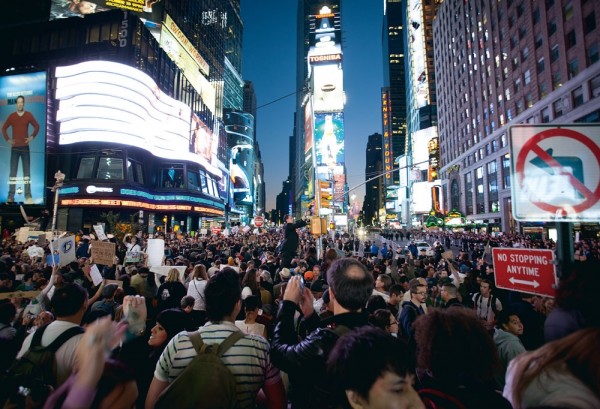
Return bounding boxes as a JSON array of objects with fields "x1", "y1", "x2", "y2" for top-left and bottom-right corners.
[{"x1": 91, "y1": 241, "x2": 116, "y2": 266}]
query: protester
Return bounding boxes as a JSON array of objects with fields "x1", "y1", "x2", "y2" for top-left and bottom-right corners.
[
  {"x1": 327, "y1": 326, "x2": 425, "y2": 409},
  {"x1": 270, "y1": 258, "x2": 373, "y2": 409},
  {"x1": 145, "y1": 268, "x2": 286, "y2": 409},
  {"x1": 504, "y1": 327, "x2": 600, "y2": 409},
  {"x1": 413, "y1": 308, "x2": 512, "y2": 408}
]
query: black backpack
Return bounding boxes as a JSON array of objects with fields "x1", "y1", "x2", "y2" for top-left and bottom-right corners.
[
  {"x1": 3, "y1": 324, "x2": 84, "y2": 408},
  {"x1": 155, "y1": 330, "x2": 244, "y2": 409}
]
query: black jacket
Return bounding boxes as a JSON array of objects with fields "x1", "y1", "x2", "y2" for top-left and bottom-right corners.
[
  {"x1": 281, "y1": 220, "x2": 307, "y2": 256},
  {"x1": 270, "y1": 300, "x2": 370, "y2": 409}
]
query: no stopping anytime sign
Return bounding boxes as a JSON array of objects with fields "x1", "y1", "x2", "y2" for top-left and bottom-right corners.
[{"x1": 492, "y1": 248, "x2": 557, "y2": 298}]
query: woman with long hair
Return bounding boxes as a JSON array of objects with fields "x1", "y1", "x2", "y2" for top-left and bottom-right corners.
[
  {"x1": 156, "y1": 268, "x2": 186, "y2": 313},
  {"x1": 503, "y1": 327, "x2": 600, "y2": 409},
  {"x1": 241, "y1": 268, "x2": 261, "y2": 301},
  {"x1": 413, "y1": 308, "x2": 512, "y2": 408},
  {"x1": 186, "y1": 264, "x2": 209, "y2": 325}
]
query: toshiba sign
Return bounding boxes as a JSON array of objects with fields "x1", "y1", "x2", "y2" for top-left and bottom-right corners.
[{"x1": 492, "y1": 248, "x2": 558, "y2": 298}]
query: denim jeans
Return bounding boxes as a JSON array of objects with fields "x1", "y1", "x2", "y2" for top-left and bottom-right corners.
[{"x1": 8, "y1": 145, "x2": 31, "y2": 198}]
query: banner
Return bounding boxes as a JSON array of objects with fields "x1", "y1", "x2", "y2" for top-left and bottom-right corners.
[{"x1": 91, "y1": 241, "x2": 116, "y2": 266}]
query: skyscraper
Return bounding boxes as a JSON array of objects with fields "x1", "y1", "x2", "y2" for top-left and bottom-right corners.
[
  {"x1": 435, "y1": 0, "x2": 600, "y2": 233},
  {"x1": 403, "y1": 0, "x2": 441, "y2": 227},
  {"x1": 294, "y1": 0, "x2": 347, "y2": 225},
  {"x1": 363, "y1": 133, "x2": 384, "y2": 225}
]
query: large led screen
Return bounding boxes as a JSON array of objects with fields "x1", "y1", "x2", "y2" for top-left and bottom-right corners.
[
  {"x1": 225, "y1": 111, "x2": 254, "y2": 205},
  {"x1": 50, "y1": 0, "x2": 163, "y2": 21},
  {"x1": 314, "y1": 112, "x2": 344, "y2": 168},
  {"x1": 411, "y1": 127, "x2": 437, "y2": 168},
  {"x1": 160, "y1": 15, "x2": 214, "y2": 113},
  {"x1": 408, "y1": 0, "x2": 429, "y2": 108},
  {"x1": 312, "y1": 64, "x2": 344, "y2": 112},
  {"x1": 55, "y1": 61, "x2": 220, "y2": 176},
  {"x1": 0, "y1": 72, "x2": 47, "y2": 205},
  {"x1": 304, "y1": 99, "x2": 314, "y2": 155}
]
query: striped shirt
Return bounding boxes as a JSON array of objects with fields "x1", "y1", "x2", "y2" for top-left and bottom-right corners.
[{"x1": 154, "y1": 321, "x2": 280, "y2": 408}]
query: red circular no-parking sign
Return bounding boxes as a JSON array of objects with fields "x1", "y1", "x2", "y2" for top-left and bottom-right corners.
[{"x1": 516, "y1": 128, "x2": 600, "y2": 215}]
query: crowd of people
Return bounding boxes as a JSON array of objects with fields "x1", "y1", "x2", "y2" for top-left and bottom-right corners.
[{"x1": 0, "y1": 217, "x2": 599, "y2": 409}]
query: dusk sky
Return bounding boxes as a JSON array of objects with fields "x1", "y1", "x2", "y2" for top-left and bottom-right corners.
[{"x1": 241, "y1": 1, "x2": 385, "y2": 211}]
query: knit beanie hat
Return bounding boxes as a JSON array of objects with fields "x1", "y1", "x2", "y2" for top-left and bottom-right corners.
[{"x1": 156, "y1": 308, "x2": 189, "y2": 339}]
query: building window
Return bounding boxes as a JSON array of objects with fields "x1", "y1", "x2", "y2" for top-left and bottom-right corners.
[
  {"x1": 77, "y1": 157, "x2": 95, "y2": 179},
  {"x1": 537, "y1": 57, "x2": 545, "y2": 73},
  {"x1": 475, "y1": 167, "x2": 485, "y2": 214},
  {"x1": 160, "y1": 166, "x2": 184, "y2": 188},
  {"x1": 550, "y1": 45, "x2": 559, "y2": 62},
  {"x1": 587, "y1": 43, "x2": 599, "y2": 65},
  {"x1": 524, "y1": 69, "x2": 531, "y2": 85},
  {"x1": 553, "y1": 99, "x2": 564, "y2": 117},
  {"x1": 568, "y1": 59, "x2": 579, "y2": 79},
  {"x1": 541, "y1": 107, "x2": 550, "y2": 123},
  {"x1": 502, "y1": 154, "x2": 511, "y2": 189},
  {"x1": 585, "y1": 12, "x2": 597, "y2": 34},
  {"x1": 187, "y1": 170, "x2": 201, "y2": 192},
  {"x1": 565, "y1": 30, "x2": 576, "y2": 49},
  {"x1": 526, "y1": 93, "x2": 534, "y2": 108},
  {"x1": 591, "y1": 75, "x2": 600, "y2": 99},
  {"x1": 548, "y1": 20, "x2": 556, "y2": 36},
  {"x1": 533, "y1": 7, "x2": 540, "y2": 24},
  {"x1": 451, "y1": 179, "x2": 460, "y2": 211},
  {"x1": 573, "y1": 86, "x2": 584, "y2": 108},
  {"x1": 97, "y1": 157, "x2": 123, "y2": 180},
  {"x1": 563, "y1": 2, "x2": 573, "y2": 20},
  {"x1": 540, "y1": 82, "x2": 548, "y2": 97},
  {"x1": 465, "y1": 172, "x2": 473, "y2": 215},
  {"x1": 487, "y1": 160, "x2": 499, "y2": 213},
  {"x1": 535, "y1": 33, "x2": 543, "y2": 48},
  {"x1": 552, "y1": 71, "x2": 562, "y2": 88},
  {"x1": 126, "y1": 159, "x2": 144, "y2": 184}
]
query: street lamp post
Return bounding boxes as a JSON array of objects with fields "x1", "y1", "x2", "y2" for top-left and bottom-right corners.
[{"x1": 50, "y1": 170, "x2": 65, "y2": 237}]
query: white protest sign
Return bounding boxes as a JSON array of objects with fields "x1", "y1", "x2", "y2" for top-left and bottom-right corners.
[
  {"x1": 89, "y1": 264, "x2": 103, "y2": 286},
  {"x1": 147, "y1": 239, "x2": 165, "y2": 267},
  {"x1": 93, "y1": 225, "x2": 108, "y2": 241}
]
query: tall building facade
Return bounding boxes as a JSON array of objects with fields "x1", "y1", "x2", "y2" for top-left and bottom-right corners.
[
  {"x1": 0, "y1": 0, "x2": 254, "y2": 233},
  {"x1": 382, "y1": 0, "x2": 407, "y2": 181},
  {"x1": 294, "y1": 0, "x2": 347, "y2": 228},
  {"x1": 435, "y1": 0, "x2": 600, "y2": 233},
  {"x1": 403, "y1": 0, "x2": 441, "y2": 227},
  {"x1": 363, "y1": 133, "x2": 384, "y2": 225}
]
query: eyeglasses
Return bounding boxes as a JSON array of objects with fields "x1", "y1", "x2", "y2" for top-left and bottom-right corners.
[
  {"x1": 415, "y1": 291, "x2": 427, "y2": 295},
  {"x1": 389, "y1": 320, "x2": 398, "y2": 326}
]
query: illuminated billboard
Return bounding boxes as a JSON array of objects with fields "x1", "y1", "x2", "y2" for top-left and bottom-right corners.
[
  {"x1": 50, "y1": 0, "x2": 163, "y2": 21},
  {"x1": 304, "y1": 99, "x2": 314, "y2": 155},
  {"x1": 0, "y1": 72, "x2": 47, "y2": 205},
  {"x1": 412, "y1": 127, "x2": 437, "y2": 169},
  {"x1": 314, "y1": 112, "x2": 344, "y2": 167},
  {"x1": 55, "y1": 61, "x2": 221, "y2": 177},
  {"x1": 312, "y1": 64, "x2": 344, "y2": 112},
  {"x1": 408, "y1": 0, "x2": 429, "y2": 108},
  {"x1": 382, "y1": 88, "x2": 394, "y2": 184},
  {"x1": 225, "y1": 111, "x2": 254, "y2": 205},
  {"x1": 160, "y1": 15, "x2": 214, "y2": 113},
  {"x1": 412, "y1": 181, "x2": 432, "y2": 213}
]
